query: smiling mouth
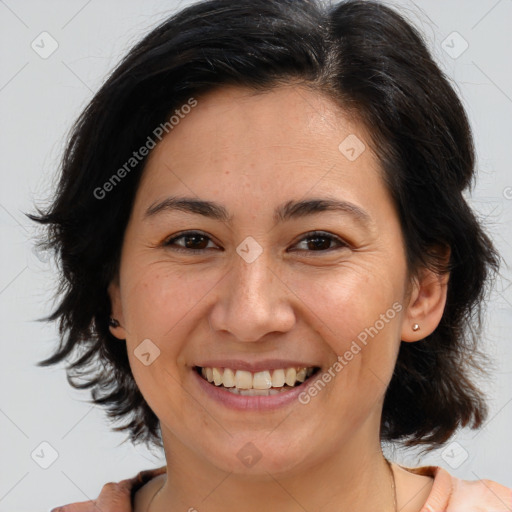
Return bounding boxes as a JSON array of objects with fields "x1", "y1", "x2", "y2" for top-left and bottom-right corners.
[{"x1": 195, "y1": 366, "x2": 320, "y2": 396}]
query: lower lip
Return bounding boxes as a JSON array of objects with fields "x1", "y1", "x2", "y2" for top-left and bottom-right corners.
[{"x1": 192, "y1": 369, "x2": 319, "y2": 411}]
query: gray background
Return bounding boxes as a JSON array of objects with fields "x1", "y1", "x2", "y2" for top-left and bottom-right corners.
[{"x1": 0, "y1": 0, "x2": 510, "y2": 510}]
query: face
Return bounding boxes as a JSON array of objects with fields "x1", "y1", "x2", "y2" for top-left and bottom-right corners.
[{"x1": 109, "y1": 84, "x2": 421, "y2": 476}]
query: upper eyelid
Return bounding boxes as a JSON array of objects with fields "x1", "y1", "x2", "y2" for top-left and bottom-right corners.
[{"x1": 293, "y1": 230, "x2": 346, "y2": 243}]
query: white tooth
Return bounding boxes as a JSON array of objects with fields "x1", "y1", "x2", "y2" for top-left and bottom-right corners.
[
  {"x1": 271, "y1": 369, "x2": 285, "y2": 388},
  {"x1": 201, "y1": 367, "x2": 207, "y2": 379},
  {"x1": 222, "y1": 368, "x2": 235, "y2": 388},
  {"x1": 285, "y1": 367, "x2": 297, "y2": 386},
  {"x1": 226, "y1": 387, "x2": 240, "y2": 394},
  {"x1": 206, "y1": 367, "x2": 213, "y2": 382},
  {"x1": 235, "y1": 370, "x2": 253, "y2": 389},
  {"x1": 296, "y1": 368, "x2": 307, "y2": 383},
  {"x1": 253, "y1": 370, "x2": 272, "y2": 389},
  {"x1": 213, "y1": 367, "x2": 223, "y2": 386}
]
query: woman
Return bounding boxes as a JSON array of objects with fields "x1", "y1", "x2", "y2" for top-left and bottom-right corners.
[{"x1": 30, "y1": 0, "x2": 511, "y2": 511}]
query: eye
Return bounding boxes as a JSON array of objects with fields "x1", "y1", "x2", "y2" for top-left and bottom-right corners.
[
  {"x1": 290, "y1": 231, "x2": 349, "y2": 253},
  {"x1": 162, "y1": 230, "x2": 349, "y2": 254},
  {"x1": 163, "y1": 231, "x2": 220, "y2": 252}
]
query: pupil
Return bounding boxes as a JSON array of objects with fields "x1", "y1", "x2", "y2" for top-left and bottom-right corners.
[
  {"x1": 185, "y1": 235, "x2": 206, "y2": 249},
  {"x1": 308, "y1": 236, "x2": 330, "y2": 250}
]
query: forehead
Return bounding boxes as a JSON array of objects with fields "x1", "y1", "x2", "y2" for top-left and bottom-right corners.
[
  {"x1": 134, "y1": 84, "x2": 388, "y2": 218},
  {"x1": 154, "y1": 84, "x2": 363, "y2": 158}
]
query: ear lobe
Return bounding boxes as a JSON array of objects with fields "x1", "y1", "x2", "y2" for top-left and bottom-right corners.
[
  {"x1": 401, "y1": 266, "x2": 450, "y2": 342},
  {"x1": 107, "y1": 281, "x2": 127, "y2": 340}
]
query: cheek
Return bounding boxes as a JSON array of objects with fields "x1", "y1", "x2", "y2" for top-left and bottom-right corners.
[
  {"x1": 292, "y1": 270, "x2": 403, "y2": 427},
  {"x1": 118, "y1": 265, "x2": 207, "y2": 395},
  {"x1": 121, "y1": 262, "x2": 220, "y2": 341},
  {"x1": 290, "y1": 264, "x2": 402, "y2": 346},
  {"x1": 286, "y1": 263, "x2": 404, "y2": 405},
  {"x1": 120, "y1": 265, "x2": 207, "y2": 417},
  {"x1": 120, "y1": 262, "x2": 226, "y2": 403}
]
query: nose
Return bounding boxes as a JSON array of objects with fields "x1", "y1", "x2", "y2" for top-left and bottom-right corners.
[{"x1": 208, "y1": 250, "x2": 296, "y2": 342}]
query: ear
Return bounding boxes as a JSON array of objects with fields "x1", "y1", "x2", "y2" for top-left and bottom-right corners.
[
  {"x1": 401, "y1": 248, "x2": 450, "y2": 342},
  {"x1": 107, "y1": 279, "x2": 128, "y2": 340}
]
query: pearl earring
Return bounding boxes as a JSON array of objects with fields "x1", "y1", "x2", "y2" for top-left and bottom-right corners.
[{"x1": 412, "y1": 323, "x2": 420, "y2": 331}]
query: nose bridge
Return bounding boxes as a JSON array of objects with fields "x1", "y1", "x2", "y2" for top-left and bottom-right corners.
[
  {"x1": 233, "y1": 250, "x2": 273, "y2": 305},
  {"x1": 209, "y1": 247, "x2": 295, "y2": 341}
]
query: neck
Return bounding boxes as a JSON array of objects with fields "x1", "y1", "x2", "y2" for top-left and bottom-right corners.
[{"x1": 151, "y1": 427, "x2": 396, "y2": 512}]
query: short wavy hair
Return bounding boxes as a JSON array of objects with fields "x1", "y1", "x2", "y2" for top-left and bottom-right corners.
[{"x1": 28, "y1": 0, "x2": 500, "y2": 451}]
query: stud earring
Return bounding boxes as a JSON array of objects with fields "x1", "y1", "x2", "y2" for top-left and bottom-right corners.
[
  {"x1": 109, "y1": 317, "x2": 120, "y2": 328},
  {"x1": 412, "y1": 323, "x2": 420, "y2": 332}
]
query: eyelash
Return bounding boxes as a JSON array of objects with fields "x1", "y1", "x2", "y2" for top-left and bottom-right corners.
[{"x1": 162, "y1": 230, "x2": 349, "y2": 254}]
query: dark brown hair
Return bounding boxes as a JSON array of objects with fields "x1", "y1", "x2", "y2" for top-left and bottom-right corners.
[{"x1": 28, "y1": 0, "x2": 499, "y2": 451}]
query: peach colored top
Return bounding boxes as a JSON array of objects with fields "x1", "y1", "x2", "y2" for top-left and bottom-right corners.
[{"x1": 50, "y1": 464, "x2": 512, "y2": 512}]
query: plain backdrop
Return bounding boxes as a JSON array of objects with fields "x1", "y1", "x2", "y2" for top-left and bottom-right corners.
[{"x1": 0, "y1": 0, "x2": 511, "y2": 510}]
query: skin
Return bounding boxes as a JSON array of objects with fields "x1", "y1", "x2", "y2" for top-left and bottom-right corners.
[{"x1": 108, "y1": 84, "x2": 448, "y2": 512}]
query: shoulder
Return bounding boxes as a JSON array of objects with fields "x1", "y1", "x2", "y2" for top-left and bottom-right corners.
[
  {"x1": 133, "y1": 471, "x2": 166, "y2": 512},
  {"x1": 50, "y1": 466, "x2": 166, "y2": 512},
  {"x1": 398, "y1": 464, "x2": 512, "y2": 512},
  {"x1": 447, "y1": 471, "x2": 512, "y2": 512}
]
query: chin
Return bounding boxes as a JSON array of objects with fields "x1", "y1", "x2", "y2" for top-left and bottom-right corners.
[{"x1": 199, "y1": 435, "x2": 316, "y2": 477}]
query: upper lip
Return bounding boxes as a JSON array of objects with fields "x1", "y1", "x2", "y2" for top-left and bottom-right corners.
[{"x1": 194, "y1": 359, "x2": 320, "y2": 373}]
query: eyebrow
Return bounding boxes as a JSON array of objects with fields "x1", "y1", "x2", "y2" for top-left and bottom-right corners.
[{"x1": 144, "y1": 196, "x2": 372, "y2": 227}]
